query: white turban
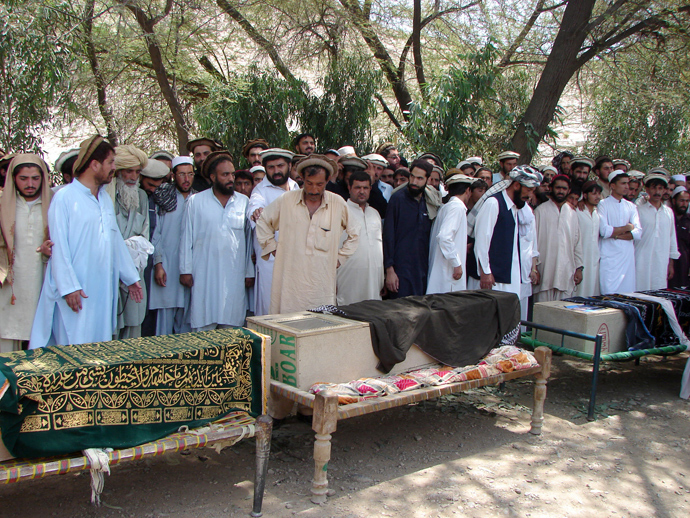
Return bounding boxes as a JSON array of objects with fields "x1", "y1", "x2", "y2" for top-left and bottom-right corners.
[{"x1": 115, "y1": 145, "x2": 148, "y2": 170}]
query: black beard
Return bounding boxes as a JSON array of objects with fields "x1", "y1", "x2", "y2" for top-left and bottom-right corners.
[
  {"x1": 268, "y1": 173, "x2": 288, "y2": 186},
  {"x1": 512, "y1": 188, "x2": 526, "y2": 209},
  {"x1": 214, "y1": 182, "x2": 234, "y2": 196},
  {"x1": 552, "y1": 193, "x2": 567, "y2": 203},
  {"x1": 571, "y1": 178, "x2": 585, "y2": 191},
  {"x1": 408, "y1": 183, "x2": 424, "y2": 196}
]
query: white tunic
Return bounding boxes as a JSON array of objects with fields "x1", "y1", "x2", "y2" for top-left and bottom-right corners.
[
  {"x1": 0, "y1": 197, "x2": 45, "y2": 341},
  {"x1": 474, "y1": 190, "x2": 521, "y2": 298},
  {"x1": 634, "y1": 200, "x2": 680, "y2": 291},
  {"x1": 518, "y1": 205, "x2": 538, "y2": 319},
  {"x1": 30, "y1": 180, "x2": 140, "y2": 348},
  {"x1": 575, "y1": 207, "x2": 601, "y2": 297},
  {"x1": 246, "y1": 177, "x2": 298, "y2": 316},
  {"x1": 598, "y1": 195, "x2": 642, "y2": 294},
  {"x1": 179, "y1": 189, "x2": 253, "y2": 328},
  {"x1": 149, "y1": 191, "x2": 189, "y2": 310},
  {"x1": 426, "y1": 196, "x2": 468, "y2": 294},
  {"x1": 534, "y1": 199, "x2": 583, "y2": 297},
  {"x1": 336, "y1": 199, "x2": 384, "y2": 305}
]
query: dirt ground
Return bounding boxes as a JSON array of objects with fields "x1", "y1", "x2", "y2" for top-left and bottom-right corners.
[{"x1": 2, "y1": 352, "x2": 689, "y2": 518}]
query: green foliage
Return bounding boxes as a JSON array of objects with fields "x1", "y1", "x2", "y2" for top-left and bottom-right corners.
[
  {"x1": 401, "y1": 43, "x2": 532, "y2": 168},
  {"x1": 195, "y1": 67, "x2": 308, "y2": 162},
  {"x1": 0, "y1": 3, "x2": 71, "y2": 153},
  {"x1": 195, "y1": 56, "x2": 382, "y2": 163},
  {"x1": 299, "y1": 55, "x2": 382, "y2": 154},
  {"x1": 585, "y1": 95, "x2": 690, "y2": 173},
  {"x1": 583, "y1": 37, "x2": 690, "y2": 173}
]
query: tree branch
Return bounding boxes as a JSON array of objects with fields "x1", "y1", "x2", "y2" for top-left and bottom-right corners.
[
  {"x1": 198, "y1": 56, "x2": 226, "y2": 84},
  {"x1": 216, "y1": 0, "x2": 299, "y2": 84},
  {"x1": 375, "y1": 94, "x2": 402, "y2": 130},
  {"x1": 577, "y1": 15, "x2": 667, "y2": 67},
  {"x1": 150, "y1": 0, "x2": 173, "y2": 27},
  {"x1": 499, "y1": 0, "x2": 547, "y2": 67}
]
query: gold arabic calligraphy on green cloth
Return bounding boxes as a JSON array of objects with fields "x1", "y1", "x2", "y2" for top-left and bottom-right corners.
[{"x1": 0, "y1": 328, "x2": 265, "y2": 458}]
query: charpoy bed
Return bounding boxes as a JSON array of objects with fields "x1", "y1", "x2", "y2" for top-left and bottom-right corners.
[{"x1": 0, "y1": 328, "x2": 273, "y2": 517}]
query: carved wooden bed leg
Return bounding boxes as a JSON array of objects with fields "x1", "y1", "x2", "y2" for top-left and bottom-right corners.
[
  {"x1": 311, "y1": 391, "x2": 339, "y2": 504},
  {"x1": 530, "y1": 347, "x2": 552, "y2": 435},
  {"x1": 251, "y1": 415, "x2": 274, "y2": 517}
]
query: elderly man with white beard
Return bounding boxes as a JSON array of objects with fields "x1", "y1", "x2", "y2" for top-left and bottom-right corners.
[{"x1": 113, "y1": 145, "x2": 152, "y2": 338}]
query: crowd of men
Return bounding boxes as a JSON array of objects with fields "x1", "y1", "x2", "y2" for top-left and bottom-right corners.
[{"x1": 1, "y1": 136, "x2": 688, "y2": 351}]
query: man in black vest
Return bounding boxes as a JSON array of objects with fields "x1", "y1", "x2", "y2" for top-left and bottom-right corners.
[{"x1": 471, "y1": 165, "x2": 542, "y2": 304}]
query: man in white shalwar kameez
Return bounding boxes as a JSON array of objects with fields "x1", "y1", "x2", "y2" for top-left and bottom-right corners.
[
  {"x1": 179, "y1": 151, "x2": 254, "y2": 331},
  {"x1": 533, "y1": 175, "x2": 584, "y2": 301},
  {"x1": 598, "y1": 171, "x2": 642, "y2": 294},
  {"x1": 30, "y1": 136, "x2": 143, "y2": 348},
  {"x1": 634, "y1": 174, "x2": 679, "y2": 291},
  {"x1": 426, "y1": 174, "x2": 474, "y2": 294},
  {"x1": 470, "y1": 166, "x2": 541, "y2": 315},
  {"x1": 575, "y1": 181, "x2": 602, "y2": 297},
  {"x1": 337, "y1": 171, "x2": 383, "y2": 305},
  {"x1": 247, "y1": 149, "x2": 298, "y2": 316},
  {"x1": 0, "y1": 155, "x2": 53, "y2": 352},
  {"x1": 149, "y1": 156, "x2": 195, "y2": 335}
]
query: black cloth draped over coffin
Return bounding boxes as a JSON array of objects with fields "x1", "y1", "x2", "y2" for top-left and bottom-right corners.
[{"x1": 337, "y1": 291, "x2": 520, "y2": 373}]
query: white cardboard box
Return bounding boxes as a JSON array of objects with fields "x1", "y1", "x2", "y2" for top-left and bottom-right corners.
[
  {"x1": 247, "y1": 312, "x2": 437, "y2": 391},
  {"x1": 532, "y1": 301, "x2": 627, "y2": 355}
]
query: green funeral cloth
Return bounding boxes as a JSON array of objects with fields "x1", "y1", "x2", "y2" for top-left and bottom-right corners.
[{"x1": 0, "y1": 328, "x2": 265, "y2": 459}]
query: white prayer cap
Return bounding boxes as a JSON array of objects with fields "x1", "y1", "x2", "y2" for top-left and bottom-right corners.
[
  {"x1": 608, "y1": 170, "x2": 628, "y2": 183},
  {"x1": 445, "y1": 174, "x2": 475, "y2": 186},
  {"x1": 643, "y1": 173, "x2": 669, "y2": 187},
  {"x1": 612, "y1": 158, "x2": 631, "y2": 169},
  {"x1": 647, "y1": 166, "x2": 670, "y2": 176},
  {"x1": 627, "y1": 169, "x2": 645, "y2": 179},
  {"x1": 571, "y1": 156, "x2": 595, "y2": 169},
  {"x1": 466, "y1": 156, "x2": 483, "y2": 165},
  {"x1": 672, "y1": 186, "x2": 687, "y2": 198},
  {"x1": 141, "y1": 158, "x2": 170, "y2": 179},
  {"x1": 672, "y1": 174, "x2": 687, "y2": 182},
  {"x1": 171, "y1": 156, "x2": 194, "y2": 169},
  {"x1": 539, "y1": 165, "x2": 558, "y2": 174},
  {"x1": 250, "y1": 165, "x2": 266, "y2": 174},
  {"x1": 259, "y1": 148, "x2": 294, "y2": 162},
  {"x1": 497, "y1": 150, "x2": 520, "y2": 161},
  {"x1": 337, "y1": 146, "x2": 356, "y2": 157},
  {"x1": 456, "y1": 160, "x2": 473, "y2": 170},
  {"x1": 361, "y1": 154, "x2": 388, "y2": 167}
]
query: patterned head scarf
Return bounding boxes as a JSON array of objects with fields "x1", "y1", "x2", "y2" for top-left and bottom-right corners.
[{"x1": 552, "y1": 151, "x2": 574, "y2": 175}]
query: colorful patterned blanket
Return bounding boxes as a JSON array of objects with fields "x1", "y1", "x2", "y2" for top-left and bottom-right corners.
[
  {"x1": 0, "y1": 328, "x2": 266, "y2": 459},
  {"x1": 309, "y1": 346, "x2": 538, "y2": 405}
]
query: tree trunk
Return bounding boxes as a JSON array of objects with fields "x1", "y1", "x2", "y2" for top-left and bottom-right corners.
[
  {"x1": 412, "y1": 0, "x2": 427, "y2": 101},
  {"x1": 119, "y1": 1, "x2": 189, "y2": 153},
  {"x1": 82, "y1": 0, "x2": 118, "y2": 146},
  {"x1": 511, "y1": 0, "x2": 595, "y2": 162}
]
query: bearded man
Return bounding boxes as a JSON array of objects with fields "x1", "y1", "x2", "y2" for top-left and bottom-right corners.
[
  {"x1": 113, "y1": 145, "x2": 151, "y2": 339},
  {"x1": 383, "y1": 159, "x2": 434, "y2": 298},
  {"x1": 30, "y1": 136, "x2": 142, "y2": 348},
  {"x1": 180, "y1": 151, "x2": 254, "y2": 330},
  {"x1": 533, "y1": 175, "x2": 584, "y2": 301},
  {"x1": 0, "y1": 155, "x2": 53, "y2": 352},
  {"x1": 247, "y1": 148, "x2": 299, "y2": 315},
  {"x1": 242, "y1": 139, "x2": 269, "y2": 168},
  {"x1": 670, "y1": 188, "x2": 690, "y2": 288},
  {"x1": 149, "y1": 156, "x2": 196, "y2": 335},
  {"x1": 469, "y1": 165, "x2": 542, "y2": 305}
]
